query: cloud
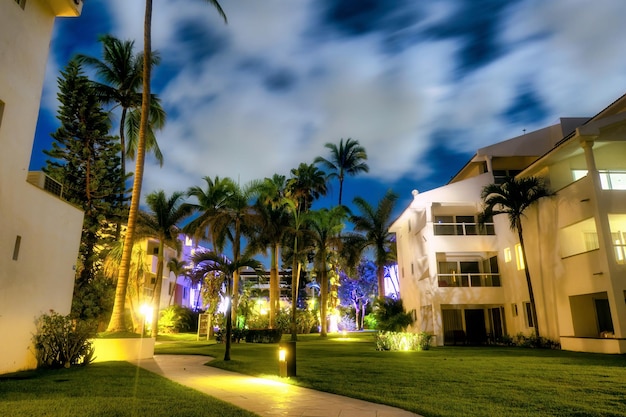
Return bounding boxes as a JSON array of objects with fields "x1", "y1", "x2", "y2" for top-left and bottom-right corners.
[{"x1": 36, "y1": 0, "x2": 626, "y2": 204}]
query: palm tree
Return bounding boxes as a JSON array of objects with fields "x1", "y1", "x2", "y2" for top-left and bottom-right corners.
[
  {"x1": 192, "y1": 251, "x2": 262, "y2": 361},
  {"x1": 137, "y1": 190, "x2": 193, "y2": 336},
  {"x1": 248, "y1": 175, "x2": 291, "y2": 328},
  {"x1": 287, "y1": 162, "x2": 328, "y2": 211},
  {"x1": 309, "y1": 206, "x2": 346, "y2": 337},
  {"x1": 314, "y1": 138, "x2": 369, "y2": 206},
  {"x1": 480, "y1": 176, "x2": 555, "y2": 338},
  {"x1": 184, "y1": 176, "x2": 236, "y2": 250},
  {"x1": 107, "y1": 0, "x2": 226, "y2": 333},
  {"x1": 346, "y1": 191, "x2": 399, "y2": 298},
  {"x1": 211, "y1": 180, "x2": 261, "y2": 326},
  {"x1": 166, "y1": 258, "x2": 189, "y2": 306}
]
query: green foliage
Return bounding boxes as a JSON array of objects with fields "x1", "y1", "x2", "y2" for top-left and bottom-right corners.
[
  {"x1": 363, "y1": 313, "x2": 377, "y2": 329},
  {"x1": 513, "y1": 333, "x2": 560, "y2": 349},
  {"x1": 375, "y1": 331, "x2": 432, "y2": 351},
  {"x1": 158, "y1": 306, "x2": 194, "y2": 334},
  {"x1": 33, "y1": 311, "x2": 96, "y2": 369},
  {"x1": 70, "y1": 274, "x2": 115, "y2": 327},
  {"x1": 245, "y1": 328, "x2": 283, "y2": 343},
  {"x1": 373, "y1": 297, "x2": 414, "y2": 332},
  {"x1": 295, "y1": 309, "x2": 318, "y2": 334}
]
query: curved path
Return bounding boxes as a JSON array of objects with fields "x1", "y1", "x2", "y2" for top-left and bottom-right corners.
[{"x1": 133, "y1": 355, "x2": 422, "y2": 417}]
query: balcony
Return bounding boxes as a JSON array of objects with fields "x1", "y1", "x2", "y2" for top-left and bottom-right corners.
[
  {"x1": 47, "y1": 0, "x2": 83, "y2": 17},
  {"x1": 433, "y1": 222, "x2": 495, "y2": 236},
  {"x1": 437, "y1": 273, "x2": 501, "y2": 288}
]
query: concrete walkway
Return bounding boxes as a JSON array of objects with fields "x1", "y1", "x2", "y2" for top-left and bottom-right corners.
[{"x1": 133, "y1": 355, "x2": 422, "y2": 417}]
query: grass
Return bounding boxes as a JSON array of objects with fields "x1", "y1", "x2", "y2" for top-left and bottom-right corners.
[
  {"x1": 0, "y1": 361, "x2": 257, "y2": 417},
  {"x1": 156, "y1": 332, "x2": 626, "y2": 417}
]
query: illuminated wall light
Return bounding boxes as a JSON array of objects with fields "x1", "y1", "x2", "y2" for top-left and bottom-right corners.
[{"x1": 504, "y1": 247, "x2": 511, "y2": 263}]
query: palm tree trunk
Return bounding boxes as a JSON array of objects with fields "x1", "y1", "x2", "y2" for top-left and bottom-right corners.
[
  {"x1": 517, "y1": 220, "x2": 540, "y2": 338},
  {"x1": 269, "y1": 244, "x2": 278, "y2": 328},
  {"x1": 115, "y1": 108, "x2": 128, "y2": 241},
  {"x1": 231, "y1": 222, "x2": 241, "y2": 327},
  {"x1": 106, "y1": 0, "x2": 152, "y2": 333},
  {"x1": 224, "y1": 274, "x2": 233, "y2": 361},
  {"x1": 320, "y1": 267, "x2": 328, "y2": 337},
  {"x1": 376, "y1": 264, "x2": 385, "y2": 298},
  {"x1": 150, "y1": 240, "x2": 165, "y2": 336},
  {"x1": 290, "y1": 258, "x2": 300, "y2": 341}
]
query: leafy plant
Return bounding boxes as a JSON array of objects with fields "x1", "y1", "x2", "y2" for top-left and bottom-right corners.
[
  {"x1": 158, "y1": 305, "x2": 194, "y2": 334},
  {"x1": 373, "y1": 297, "x2": 414, "y2": 332},
  {"x1": 33, "y1": 310, "x2": 96, "y2": 369},
  {"x1": 375, "y1": 331, "x2": 432, "y2": 351}
]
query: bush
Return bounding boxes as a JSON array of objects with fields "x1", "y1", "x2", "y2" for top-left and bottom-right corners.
[
  {"x1": 375, "y1": 331, "x2": 432, "y2": 351},
  {"x1": 373, "y1": 297, "x2": 414, "y2": 332},
  {"x1": 513, "y1": 333, "x2": 560, "y2": 349},
  {"x1": 215, "y1": 327, "x2": 247, "y2": 343},
  {"x1": 33, "y1": 310, "x2": 96, "y2": 369},
  {"x1": 338, "y1": 313, "x2": 356, "y2": 331},
  {"x1": 363, "y1": 313, "x2": 377, "y2": 329},
  {"x1": 295, "y1": 309, "x2": 318, "y2": 334},
  {"x1": 158, "y1": 306, "x2": 194, "y2": 334},
  {"x1": 245, "y1": 328, "x2": 283, "y2": 343}
]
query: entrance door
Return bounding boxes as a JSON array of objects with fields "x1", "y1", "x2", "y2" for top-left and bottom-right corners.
[{"x1": 464, "y1": 309, "x2": 487, "y2": 345}]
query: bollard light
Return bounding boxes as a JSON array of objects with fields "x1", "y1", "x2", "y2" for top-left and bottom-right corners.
[
  {"x1": 278, "y1": 348, "x2": 287, "y2": 362},
  {"x1": 278, "y1": 341, "x2": 296, "y2": 378}
]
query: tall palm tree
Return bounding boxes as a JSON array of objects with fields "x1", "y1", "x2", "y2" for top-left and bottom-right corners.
[
  {"x1": 211, "y1": 180, "x2": 261, "y2": 326},
  {"x1": 346, "y1": 191, "x2": 399, "y2": 298},
  {"x1": 184, "y1": 176, "x2": 236, "y2": 250},
  {"x1": 247, "y1": 175, "x2": 291, "y2": 328},
  {"x1": 309, "y1": 206, "x2": 346, "y2": 337},
  {"x1": 480, "y1": 176, "x2": 555, "y2": 338},
  {"x1": 314, "y1": 138, "x2": 369, "y2": 206},
  {"x1": 287, "y1": 162, "x2": 328, "y2": 211},
  {"x1": 107, "y1": 0, "x2": 226, "y2": 333},
  {"x1": 192, "y1": 251, "x2": 262, "y2": 361},
  {"x1": 137, "y1": 190, "x2": 193, "y2": 336}
]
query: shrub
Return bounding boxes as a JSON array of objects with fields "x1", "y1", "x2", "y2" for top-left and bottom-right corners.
[
  {"x1": 158, "y1": 306, "x2": 194, "y2": 334},
  {"x1": 338, "y1": 313, "x2": 356, "y2": 331},
  {"x1": 295, "y1": 309, "x2": 318, "y2": 334},
  {"x1": 363, "y1": 313, "x2": 377, "y2": 329},
  {"x1": 373, "y1": 297, "x2": 415, "y2": 332},
  {"x1": 245, "y1": 328, "x2": 283, "y2": 343},
  {"x1": 375, "y1": 331, "x2": 432, "y2": 351},
  {"x1": 513, "y1": 332, "x2": 560, "y2": 349},
  {"x1": 33, "y1": 310, "x2": 96, "y2": 369}
]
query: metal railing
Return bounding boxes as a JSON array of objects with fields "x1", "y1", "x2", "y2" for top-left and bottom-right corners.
[
  {"x1": 437, "y1": 273, "x2": 501, "y2": 287},
  {"x1": 433, "y1": 222, "x2": 495, "y2": 236}
]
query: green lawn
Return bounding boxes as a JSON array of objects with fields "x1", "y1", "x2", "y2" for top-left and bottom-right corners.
[
  {"x1": 157, "y1": 332, "x2": 626, "y2": 417},
  {"x1": 0, "y1": 361, "x2": 257, "y2": 417}
]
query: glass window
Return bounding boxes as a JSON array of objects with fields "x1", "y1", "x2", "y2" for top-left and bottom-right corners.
[
  {"x1": 524, "y1": 302, "x2": 534, "y2": 328},
  {"x1": 515, "y1": 244, "x2": 525, "y2": 270},
  {"x1": 434, "y1": 216, "x2": 455, "y2": 235}
]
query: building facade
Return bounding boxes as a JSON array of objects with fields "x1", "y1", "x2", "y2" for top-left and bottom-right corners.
[
  {"x1": 0, "y1": 0, "x2": 84, "y2": 374},
  {"x1": 392, "y1": 97, "x2": 626, "y2": 354}
]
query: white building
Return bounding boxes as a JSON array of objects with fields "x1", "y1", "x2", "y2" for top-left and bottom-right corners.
[
  {"x1": 391, "y1": 96, "x2": 626, "y2": 354},
  {"x1": 0, "y1": 0, "x2": 84, "y2": 374}
]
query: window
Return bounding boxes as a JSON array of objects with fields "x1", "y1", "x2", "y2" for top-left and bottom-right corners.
[
  {"x1": 572, "y1": 169, "x2": 626, "y2": 190},
  {"x1": 511, "y1": 303, "x2": 518, "y2": 317},
  {"x1": 559, "y1": 218, "x2": 599, "y2": 258},
  {"x1": 523, "y1": 302, "x2": 534, "y2": 328},
  {"x1": 433, "y1": 214, "x2": 494, "y2": 236},
  {"x1": 504, "y1": 247, "x2": 512, "y2": 263},
  {"x1": 437, "y1": 256, "x2": 500, "y2": 287},
  {"x1": 493, "y1": 170, "x2": 522, "y2": 185},
  {"x1": 153, "y1": 247, "x2": 159, "y2": 255},
  {"x1": 515, "y1": 244, "x2": 525, "y2": 270}
]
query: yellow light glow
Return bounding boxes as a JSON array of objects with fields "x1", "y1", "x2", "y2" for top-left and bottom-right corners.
[
  {"x1": 342, "y1": 330, "x2": 347, "y2": 337},
  {"x1": 139, "y1": 304, "x2": 153, "y2": 324},
  {"x1": 278, "y1": 348, "x2": 286, "y2": 362}
]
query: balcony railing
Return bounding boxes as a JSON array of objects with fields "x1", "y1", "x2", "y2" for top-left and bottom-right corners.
[
  {"x1": 437, "y1": 273, "x2": 501, "y2": 288},
  {"x1": 433, "y1": 222, "x2": 495, "y2": 236}
]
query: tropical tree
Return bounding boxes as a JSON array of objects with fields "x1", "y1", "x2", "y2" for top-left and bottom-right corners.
[
  {"x1": 184, "y1": 176, "x2": 236, "y2": 250},
  {"x1": 248, "y1": 175, "x2": 291, "y2": 328},
  {"x1": 309, "y1": 206, "x2": 347, "y2": 337},
  {"x1": 76, "y1": 35, "x2": 166, "y2": 241},
  {"x1": 166, "y1": 258, "x2": 189, "y2": 306},
  {"x1": 480, "y1": 176, "x2": 555, "y2": 338},
  {"x1": 107, "y1": 0, "x2": 227, "y2": 332},
  {"x1": 137, "y1": 190, "x2": 192, "y2": 336},
  {"x1": 314, "y1": 138, "x2": 369, "y2": 206},
  {"x1": 286, "y1": 162, "x2": 328, "y2": 212},
  {"x1": 192, "y1": 251, "x2": 262, "y2": 361},
  {"x1": 211, "y1": 180, "x2": 261, "y2": 326},
  {"x1": 44, "y1": 60, "x2": 122, "y2": 323},
  {"x1": 345, "y1": 191, "x2": 399, "y2": 298},
  {"x1": 338, "y1": 259, "x2": 378, "y2": 330}
]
